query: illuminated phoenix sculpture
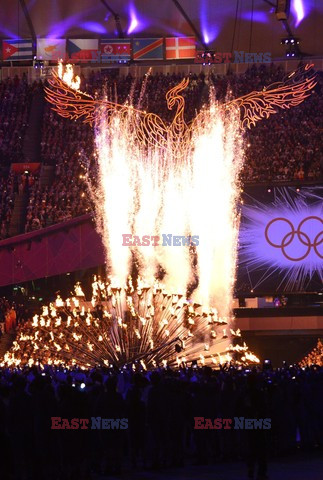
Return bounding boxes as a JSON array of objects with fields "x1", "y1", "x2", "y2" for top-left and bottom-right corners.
[{"x1": 45, "y1": 63, "x2": 317, "y2": 150}]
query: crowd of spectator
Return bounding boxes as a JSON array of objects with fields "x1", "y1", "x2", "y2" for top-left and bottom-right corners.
[
  {"x1": 0, "y1": 171, "x2": 38, "y2": 239},
  {"x1": 0, "y1": 64, "x2": 322, "y2": 237},
  {"x1": 25, "y1": 158, "x2": 91, "y2": 232},
  {"x1": 0, "y1": 297, "x2": 17, "y2": 334},
  {"x1": 0, "y1": 297, "x2": 12, "y2": 324},
  {"x1": 0, "y1": 172, "x2": 15, "y2": 239},
  {"x1": 0, "y1": 75, "x2": 32, "y2": 165},
  {"x1": 244, "y1": 72, "x2": 323, "y2": 181},
  {"x1": 0, "y1": 297, "x2": 30, "y2": 335},
  {"x1": 0, "y1": 362, "x2": 321, "y2": 479}
]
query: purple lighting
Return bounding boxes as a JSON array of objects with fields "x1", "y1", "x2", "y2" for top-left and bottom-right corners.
[
  {"x1": 127, "y1": 3, "x2": 140, "y2": 34},
  {"x1": 200, "y1": 0, "x2": 219, "y2": 45},
  {"x1": 80, "y1": 22, "x2": 106, "y2": 34},
  {"x1": 48, "y1": 13, "x2": 85, "y2": 38},
  {"x1": 0, "y1": 26, "x2": 20, "y2": 39},
  {"x1": 292, "y1": 0, "x2": 305, "y2": 27},
  {"x1": 242, "y1": 11, "x2": 269, "y2": 23},
  {"x1": 203, "y1": 31, "x2": 210, "y2": 44},
  {"x1": 47, "y1": 5, "x2": 103, "y2": 38}
]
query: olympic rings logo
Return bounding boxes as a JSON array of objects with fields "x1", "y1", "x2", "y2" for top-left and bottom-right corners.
[{"x1": 265, "y1": 216, "x2": 323, "y2": 261}]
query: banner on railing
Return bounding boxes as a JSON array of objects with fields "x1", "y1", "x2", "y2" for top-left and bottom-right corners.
[
  {"x1": 67, "y1": 39, "x2": 99, "y2": 62},
  {"x1": 100, "y1": 39, "x2": 131, "y2": 63},
  {"x1": 2, "y1": 39, "x2": 33, "y2": 61},
  {"x1": 133, "y1": 38, "x2": 164, "y2": 61},
  {"x1": 37, "y1": 39, "x2": 66, "y2": 60},
  {"x1": 2, "y1": 37, "x2": 197, "y2": 63}
]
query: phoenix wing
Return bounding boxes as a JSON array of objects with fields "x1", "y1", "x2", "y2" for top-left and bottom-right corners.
[
  {"x1": 44, "y1": 69, "x2": 168, "y2": 147},
  {"x1": 188, "y1": 63, "x2": 317, "y2": 133},
  {"x1": 44, "y1": 69, "x2": 113, "y2": 124},
  {"x1": 226, "y1": 63, "x2": 317, "y2": 129}
]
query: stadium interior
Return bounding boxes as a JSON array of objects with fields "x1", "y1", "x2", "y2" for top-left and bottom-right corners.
[{"x1": 0, "y1": 2, "x2": 322, "y2": 480}]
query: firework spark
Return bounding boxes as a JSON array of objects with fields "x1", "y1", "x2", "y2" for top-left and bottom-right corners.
[
  {"x1": 91, "y1": 86, "x2": 243, "y2": 314},
  {"x1": 76, "y1": 66, "x2": 246, "y2": 363}
]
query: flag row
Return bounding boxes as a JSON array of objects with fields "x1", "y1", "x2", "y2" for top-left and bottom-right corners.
[{"x1": 2, "y1": 37, "x2": 196, "y2": 62}]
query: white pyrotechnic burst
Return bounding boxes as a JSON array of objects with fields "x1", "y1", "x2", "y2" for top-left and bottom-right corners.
[
  {"x1": 157, "y1": 157, "x2": 192, "y2": 294},
  {"x1": 132, "y1": 148, "x2": 163, "y2": 285},
  {"x1": 189, "y1": 102, "x2": 243, "y2": 316},
  {"x1": 89, "y1": 82, "x2": 244, "y2": 360},
  {"x1": 19, "y1": 61, "x2": 315, "y2": 369},
  {"x1": 94, "y1": 113, "x2": 136, "y2": 286}
]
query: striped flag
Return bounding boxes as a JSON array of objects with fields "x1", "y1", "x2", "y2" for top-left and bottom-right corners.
[
  {"x1": 2, "y1": 39, "x2": 33, "y2": 61},
  {"x1": 165, "y1": 37, "x2": 196, "y2": 59},
  {"x1": 37, "y1": 38, "x2": 66, "y2": 60},
  {"x1": 67, "y1": 39, "x2": 99, "y2": 62},
  {"x1": 133, "y1": 38, "x2": 163, "y2": 61},
  {"x1": 100, "y1": 39, "x2": 131, "y2": 63}
]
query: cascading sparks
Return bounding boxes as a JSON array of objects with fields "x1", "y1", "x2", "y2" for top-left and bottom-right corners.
[
  {"x1": 92, "y1": 86, "x2": 243, "y2": 322},
  {"x1": 80, "y1": 78, "x2": 247, "y2": 365}
]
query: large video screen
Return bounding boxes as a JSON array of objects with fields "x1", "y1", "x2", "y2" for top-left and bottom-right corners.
[{"x1": 236, "y1": 185, "x2": 323, "y2": 294}]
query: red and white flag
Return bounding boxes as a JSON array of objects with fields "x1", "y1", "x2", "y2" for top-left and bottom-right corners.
[
  {"x1": 165, "y1": 37, "x2": 196, "y2": 59},
  {"x1": 2, "y1": 39, "x2": 33, "y2": 61}
]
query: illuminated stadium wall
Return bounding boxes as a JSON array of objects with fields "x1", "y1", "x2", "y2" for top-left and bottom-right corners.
[
  {"x1": 237, "y1": 184, "x2": 323, "y2": 294},
  {"x1": 0, "y1": 215, "x2": 105, "y2": 287}
]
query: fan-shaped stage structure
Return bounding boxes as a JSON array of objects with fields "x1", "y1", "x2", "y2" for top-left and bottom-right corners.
[
  {"x1": 2, "y1": 278, "x2": 259, "y2": 369},
  {"x1": 300, "y1": 339, "x2": 323, "y2": 367}
]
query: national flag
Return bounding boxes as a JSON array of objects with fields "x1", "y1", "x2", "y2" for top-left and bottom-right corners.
[
  {"x1": 165, "y1": 37, "x2": 196, "y2": 59},
  {"x1": 2, "y1": 39, "x2": 33, "y2": 61},
  {"x1": 100, "y1": 39, "x2": 131, "y2": 62},
  {"x1": 37, "y1": 38, "x2": 66, "y2": 60},
  {"x1": 133, "y1": 38, "x2": 163, "y2": 61},
  {"x1": 67, "y1": 39, "x2": 99, "y2": 62}
]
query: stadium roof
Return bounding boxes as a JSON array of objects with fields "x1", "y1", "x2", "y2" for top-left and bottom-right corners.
[{"x1": 0, "y1": 0, "x2": 322, "y2": 58}]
